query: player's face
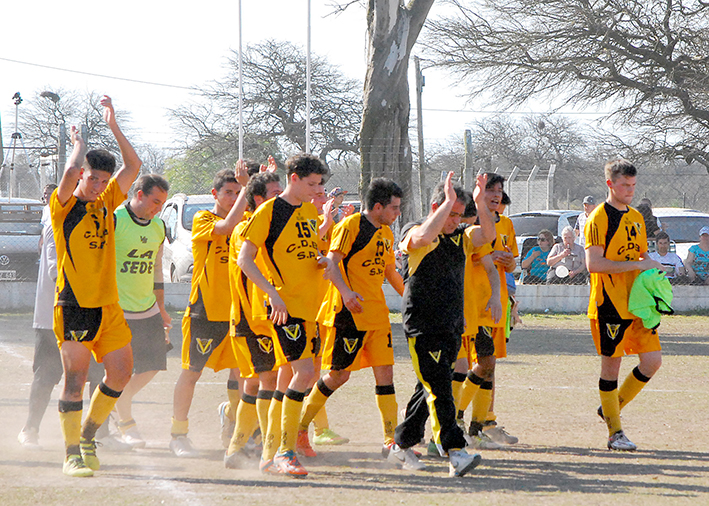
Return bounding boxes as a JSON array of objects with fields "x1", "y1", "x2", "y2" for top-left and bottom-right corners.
[
  {"x1": 442, "y1": 199, "x2": 466, "y2": 234},
  {"x1": 607, "y1": 175, "x2": 636, "y2": 206},
  {"x1": 266, "y1": 181, "x2": 283, "y2": 200},
  {"x1": 290, "y1": 173, "x2": 322, "y2": 203},
  {"x1": 656, "y1": 238, "x2": 669, "y2": 255},
  {"x1": 311, "y1": 186, "x2": 328, "y2": 210},
  {"x1": 213, "y1": 181, "x2": 241, "y2": 214},
  {"x1": 485, "y1": 183, "x2": 503, "y2": 212},
  {"x1": 138, "y1": 187, "x2": 168, "y2": 220},
  {"x1": 379, "y1": 197, "x2": 402, "y2": 226},
  {"x1": 78, "y1": 167, "x2": 111, "y2": 202}
]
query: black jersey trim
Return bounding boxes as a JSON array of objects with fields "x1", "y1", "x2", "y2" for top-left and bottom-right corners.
[{"x1": 264, "y1": 197, "x2": 298, "y2": 282}]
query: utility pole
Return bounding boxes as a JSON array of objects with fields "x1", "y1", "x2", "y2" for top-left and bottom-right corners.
[
  {"x1": 414, "y1": 56, "x2": 426, "y2": 216},
  {"x1": 463, "y1": 129, "x2": 473, "y2": 190}
]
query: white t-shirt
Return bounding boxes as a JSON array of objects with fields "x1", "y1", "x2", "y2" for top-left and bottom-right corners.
[
  {"x1": 575, "y1": 212, "x2": 588, "y2": 246},
  {"x1": 648, "y1": 251, "x2": 684, "y2": 278}
]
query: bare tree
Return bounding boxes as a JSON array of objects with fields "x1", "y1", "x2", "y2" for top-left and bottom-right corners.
[
  {"x1": 360, "y1": 0, "x2": 435, "y2": 220},
  {"x1": 424, "y1": 0, "x2": 709, "y2": 170},
  {"x1": 170, "y1": 40, "x2": 362, "y2": 169}
]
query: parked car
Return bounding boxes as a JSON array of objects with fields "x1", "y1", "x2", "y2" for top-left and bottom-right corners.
[
  {"x1": 159, "y1": 194, "x2": 214, "y2": 283},
  {"x1": 652, "y1": 208, "x2": 709, "y2": 261},
  {"x1": 509, "y1": 210, "x2": 581, "y2": 269},
  {"x1": 0, "y1": 198, "x2": 44, "y2": 281}
]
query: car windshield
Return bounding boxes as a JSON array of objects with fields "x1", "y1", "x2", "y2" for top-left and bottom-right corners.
[
  {"x1": 659, "y1": 216, "x2": 709, "y2": 242},
  {"x1": 0, "y1": 221, "x2": 42, "y2": 235},
  {"x1": 510, "y1": 215, "x2": 561, "y2": 236},
  {"x1": 182, "y1": 202, "x2": 214, "y2": 231}
]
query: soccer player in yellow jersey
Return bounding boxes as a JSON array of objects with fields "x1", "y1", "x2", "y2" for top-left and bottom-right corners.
[
  {"x1": 170, "y1": 164, "x2": 249, "y2": 457},
  {"x1": 458, "y1": 173, "x2": 520, "y2": 446},
  {"x1": 585, "y1": 159, "x2": 663, "y2": 451},
  {"x1": 224, "y1": 171, "x2": 286, "y2": 468},
  {"x1": 298, "y1": 178, "x2": 404, "y2": 458},
  {"x1": 238, "y1": 153, "x2": 330, "y2": 477},
  {"x1": 50, "y1": 96, "x2": 141, "y2": 477}
]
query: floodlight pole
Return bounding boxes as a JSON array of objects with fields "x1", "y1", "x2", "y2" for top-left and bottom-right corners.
[
  {"x1": 305, "y1": 0, "x2": 311, "y2": 154},
  {"x1": 238, "y1": 0, "x2": 244, "y2": 160}
]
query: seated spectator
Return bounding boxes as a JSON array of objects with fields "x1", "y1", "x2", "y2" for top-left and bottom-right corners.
[
  {"x1": 648, "y1": 231, "x2": 686, "y2": 285},
  {"x1": 521, "y1": 229, "x2": 553, "y2": 284},
  {"x1": 546, "y1": 226, "x2": 587, "y2": 285},
  {"x1": 685, "y1": 226, "x2": 709, "y2": 285}
]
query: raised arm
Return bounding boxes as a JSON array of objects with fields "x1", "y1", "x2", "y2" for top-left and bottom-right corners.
[
  {"x1": 213, "y1": 160, "x2": 249, "y2": 236},
  {"x1": 407, "y1": 171, "x2": 457, "y2": 249},
  {"x1": 103, "y1": 96, "x2": 142, "y2": 195},
  {"x1": 469, "y1": 174, "x2": 496, "y2": 247},
  {"x1": 55, "y1": 126, "x2": 87, "y2": 205}
]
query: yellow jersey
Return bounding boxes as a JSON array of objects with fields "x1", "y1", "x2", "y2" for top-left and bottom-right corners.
[
  {"x1": 186, "y1": 210, "x2": 231, "y2": 322},
  {"x1": 50, "y1": 178, "x2": 126, "y2": 308},
  {"x1": 318, "y1": 213, "x2": 395, "y2": 330},
  {"x1": 462, "y1": 229, "x2": 494, "y2": 336},
  {"x1": 475, "y1": 213, "x2": 518, "y2": 327},
  {"x1": 240, "y1": 196, "x2": 322, "y2": 322},
  {"x1": 586, "y1": 202, "x2": 647, "y2": 320}
]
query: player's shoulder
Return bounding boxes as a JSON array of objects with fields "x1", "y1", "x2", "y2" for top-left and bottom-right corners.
[{"x1": 194, "y1": 209, "x2": 218, "y2": 223}]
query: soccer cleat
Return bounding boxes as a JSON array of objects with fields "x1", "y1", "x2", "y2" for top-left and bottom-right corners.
[
  {"x1": 80, "y1": 437, "x2": 100, "y2": 471},
  {"x1": 97, "y1": 432, "x2": 133, "y2": 452},
  {"x1": 465, "y1": 430, "x2": 503, "y2": 450},
  {"x1": 608, "y1": 430, "x2": 637, "y2": 451},
  {"x1": 427, "y1": 439, "x2": 445, "y2": 458},
  {"x1": 313, "y1": 428, "x2": 349, "y2": 445},
  {"x1": 273, "y1": 450, "x2": 308, "y2": 477},
  {"x1": 63, "y1": 455, "x2": 94, "y2": 478},
  {"x1": 448, "y1": 449, "x2": 482, "y2": 477},
  {"x1": 224, "y1": 448, "x2": 251, "y2": 469},
  {"x1": 218, "y1": 401, "x2": 236, "y2": 449},
  {"x1": 169, "y1": 435, "x2": 200, "y2": 458},
  {"x1": 386, "y1": 443, "x2": 426, "y2": 471},
  {"x1": 244, "y1": 430, "x2": 263, "y2": 457},
  {"x1": 120, "y1": 426, "x2": 146, "y2": 449},
  {"x1": 382, "y1": 441, "x2": 423, "y2": 459},
  {"x1": 17, "y1": 428, "x2": 41, "y2": 450},
  {"x1": 483, "y1": 421, "x2": 519, "y2": 445},
  {"x1": 296, "y1": 430, "x2": 317, "y2": 457},
  {"x1": 259, "y1": 458, "x2": 283, "y2": 475}
]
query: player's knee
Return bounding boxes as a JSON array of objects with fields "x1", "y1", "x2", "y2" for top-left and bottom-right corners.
[{"x1": 327, "y1": 370, "x2": 350, "y2": 388}]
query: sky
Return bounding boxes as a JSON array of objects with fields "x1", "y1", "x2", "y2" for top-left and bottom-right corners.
[{"x1": 0, "y1": 1, "x2": 603, "y2": 158}]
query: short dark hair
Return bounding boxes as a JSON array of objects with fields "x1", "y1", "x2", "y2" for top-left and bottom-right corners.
[
  {"x1": 364, "y1": 178, "x2": 403, "y2": 211},
  {"x1": 245, "y1": 172, "x2": 280, "y2": 211},
  {"x1": 484, "y1": 172, "x2": 505, "y2": 190},
  {"x1": 604, "y1": 159, "x2": 637, "y2": 182},
  {"x1": 285, "y1": 153, "x2": 328, "y2": 179},
  {"x1": 85, "y1": 149, "x2": 116, "y2": 175},
  {"x1": 538, "y1": 229, "x2": 554, "y2": 242},
  {"x1": 655, "y1": 231, "x2": 670, "y2": 242},
  {"x1": 213, "y1": 168, "x2": 238, "y2": 192},
  {"x1": 135, "y1": 174, "x2": 169, "y2": 196},
  {"x1": 463, "y1": 191, "x2": 477, "y2": 218},
  {"x1": 244, "y1": 159, "x2": 262, "y2": 177},
  {"x1": 430, "y1": 180, "x2": 469, "y2": 208},
  {"x1": 501, "y1": 192, "x2": 511, "y2": 206}
]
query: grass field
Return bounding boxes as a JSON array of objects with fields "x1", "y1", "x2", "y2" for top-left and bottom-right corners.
[{"x1": 1, "y1": 311, "x2": 708, "y2": 505}]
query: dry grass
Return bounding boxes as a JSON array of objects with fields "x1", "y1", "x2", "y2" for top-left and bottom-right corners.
[{"x1": 1, "y1": 312, "x2": 708, "y2": 505}]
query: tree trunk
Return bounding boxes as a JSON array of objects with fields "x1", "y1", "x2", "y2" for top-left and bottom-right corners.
[{"x1": 360, "y1": 0, "x2": 434, "y2": 222}]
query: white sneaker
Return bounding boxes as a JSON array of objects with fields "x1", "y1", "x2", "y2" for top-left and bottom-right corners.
[
  {"x1": 17, "y1": 428, "x2": 41, "y2": 450},
  {"x1": 448, "y1": 449, "x2": 482, "y2": 477},
  {"x1": 465, "y1": 430, "x2": 502, "y2": 450},
  {"x1": 121, "y1": 426, "x2": 146, "y2": 449},
  {"x1": 96, "y1": 432, "x2": 133, "y2": 452},
  {"x1": 387, "y1": 443, "x2": 426, "y2": 471},
  {"x1": 170, "y1": 435, "x2": 200, "y2": 458},
  {"x1": 608, "y1": 430, "x2": 637, "y2": 451},
  {"x1": 218, "y1": 401, "x2": 235, "y2": 449},
  {"x1": 483, "y1": 422, "x2": 519, "y2": 445},
  {"x1": 224, "y1": 448, "x2": 251, "y2": 469}
]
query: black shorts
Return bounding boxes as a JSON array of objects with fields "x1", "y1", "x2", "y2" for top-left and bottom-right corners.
[
  {"x1": 126, "y1": 313, "x2": 168, "y2": 374},
  {"x1": 474, "y1": 326, "x2": 496, "y2": 358},
  {"x1": 183, "y1": 317, "x2": 231, "y2": 372},
  {"x1": 274, "y1": 316, "x2": 319, "y2": 363}
]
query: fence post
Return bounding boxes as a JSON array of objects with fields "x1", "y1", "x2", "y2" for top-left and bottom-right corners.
[
  {"x1": 527, "y1": 165, "x2": 539, "y2": 212},
  {"x1": 547, "y1": 163, "x2": 556, "y2": 210},
  {"x1": 463, "y1": 130, "x2": 473, "y2": 190},
  {"x1": 508, "y1": 166, "x2": 520, "y2": 214}
]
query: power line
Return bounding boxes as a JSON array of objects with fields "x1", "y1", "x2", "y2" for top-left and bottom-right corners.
[
  {"x1": 421, "y1": 107, "x2": 608, "y2": 115},
  {"x1": 0, "y1": 57, "x2": 198, "y2": 91}
]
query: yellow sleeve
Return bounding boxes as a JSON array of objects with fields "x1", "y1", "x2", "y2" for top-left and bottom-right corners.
[
  {"x1": 102, "y1": 178, "x2": 128, "y2": 213},
  {"x1": 507, "y1": 220, "x2": 519, "y2": 257},
  {"x1": 383, "y1": 227, "x2": 396, "y2": 266},
  {"x1": 585, "y1": 210, "x2": 607, "y2": 249},
  {"x1": 329, "y1": 217, "x2": 356, "y2": 256},
  {"x1": 240, "y1": 203, "x2": 271, "y2": 248},
  {"x1": 192, "y1": 211, "x2": 218, "y2": 243}
]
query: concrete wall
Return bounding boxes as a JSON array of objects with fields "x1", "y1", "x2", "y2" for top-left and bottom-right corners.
[{"x1": 2, "y1": 281, "x2": 707, "y2": 315}]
